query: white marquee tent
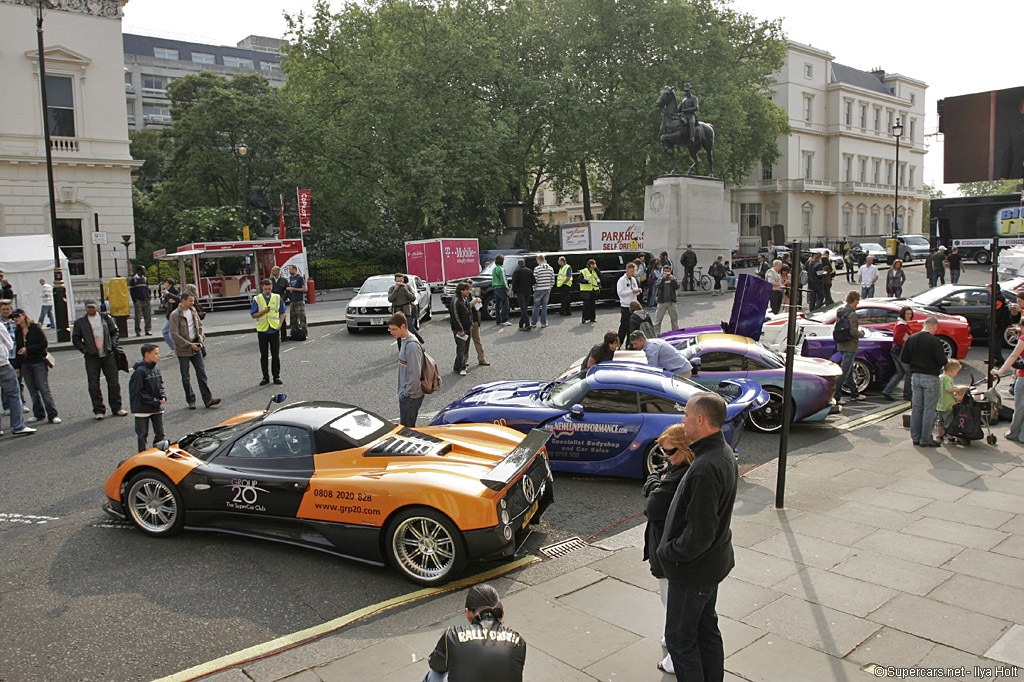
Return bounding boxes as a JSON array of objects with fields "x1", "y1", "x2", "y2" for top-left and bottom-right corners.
[{"x1": 0, "y1": 235, "x2": 77, "y2": 325}]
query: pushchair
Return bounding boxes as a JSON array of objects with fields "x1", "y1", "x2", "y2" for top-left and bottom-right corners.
[{"x1": 944, "y1": 375, "x2": 1000, "y2": 446}]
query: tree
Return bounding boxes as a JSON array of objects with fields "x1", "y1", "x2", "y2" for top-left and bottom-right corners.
[{"x1": 957, "y1": 179, "x2": 1021, "y2": 197}]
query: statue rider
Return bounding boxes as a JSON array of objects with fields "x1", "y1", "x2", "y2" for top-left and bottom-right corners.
[{"x1": 678, "y1": 83, "x2": 699, "y2": 145}]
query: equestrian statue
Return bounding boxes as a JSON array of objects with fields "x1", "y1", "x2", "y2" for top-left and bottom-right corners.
[{"x1": 656, "y1": 84, "x2": 715, "y2": 177}]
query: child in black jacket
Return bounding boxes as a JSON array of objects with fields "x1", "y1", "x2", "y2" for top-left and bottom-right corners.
[{"x1": 129, "y1": 344, "x2": 166, "y2": 452}]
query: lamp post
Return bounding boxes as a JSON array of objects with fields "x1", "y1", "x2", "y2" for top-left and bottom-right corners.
[
  {"x1": 891, "y1": 121, "x2": 903, "y2": 241},
  {"x1": 235, "y1": 140, "x2": 249, "y2": 234},
  {"x1": 27, "y1": 0, "x2": 70, "y2": 341}
]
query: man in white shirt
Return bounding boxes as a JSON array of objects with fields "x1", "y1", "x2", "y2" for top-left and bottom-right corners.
[
  {"x1": 858, "y1": 256, "x2": 879, "y2": 299},
  {"x1": 531, "y1": 254, "x2": 555, "y2": 328},
  {"x1": 766, "y1": 260, "x2": 784, "y2": 314},
  {"x1": 617, "y1": 262, "x2": 642, "y2": 348},
  {"x1": 38, "y1": 279, "x2": 55, "y2": 329},
  {"x1": 0, "y1": 322, "x2": 35, "y2": 435}
]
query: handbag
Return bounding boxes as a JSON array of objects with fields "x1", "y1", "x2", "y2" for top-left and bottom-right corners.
[
  {"x1": 44, "y1": 352, "x2": 55, "y2": 369},
  {"x1": 114, "y1": 345, "x2": 129, "y2": 373}
]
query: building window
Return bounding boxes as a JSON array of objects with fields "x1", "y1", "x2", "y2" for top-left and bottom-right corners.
[
  {"x1": 873, "y1": 107, "x2": 881, "y2": 131},
  {"x1": 141, "y1": 74, "x2": 168, "y2": 96},
  {"x1": 909, "y1": 118, "x2": 916, "y2": 141},
  {"x1": 887, "y1": 110, "x2": 894, "y2": 132},
  {"x1": 803, "y1": 95, "x2": 813, "y2": 122},
  {"x1": 124, "y1": 71, "x2": 133, "y2": 93},
  {"x1": 886, "y1": 161, "x2": 893, "y2": 185},
  {"x1": 899, "y1": 163, "x2": 907, "y2": 187},
  {"x1": 842, "y1": 210, "x2": 851, "y2": 237},
  {"x1": 859, "y1": 104, "x2": 868, "y2": 128},
  {"x1": 857, "y1": 211, "x2": 866, "y2": 235},
  {"x1": 803, "y1": 152, "x2": 813, "y2": 179},
  {"x1": 55, "y1": 218, "x2": 84, "y2": 276},
  {"x1": 126, "y1": 100, "x2": 135, "y2": 122},
  {"x1": 223, "y1": 56, "x2": 255, "y2": 69},
  {"x1": 153, "y1": 47, "x2": 179, "y2": 60},
  {"x1": 192, "y1": 52, "x2": 216, "y2": 65},
  {"x1": 740, "y1": 203, "x2": 762, "y2": 238},
  {"x1": 769, "y1": 210, "x2": 779, "y2": 226},
  {"x1": 761, "y1": 164, "x2": 773, "y2": 181},
  {"x1": 804, "y1": 63, "x2": 813, "y2": 79},
  {"x1": 45, "y1": 75, "x2": 75, "y2": 137},
  {"x1": 844, "y1": 100, "x2": 853, "y2": 126},
  {"x1": 843, "y1": 155, "x2": 852, "y2": 182},
  {"x1": 802, "y1": 209, "x2": 812, "y2": 237},
  {"x1": 873, "y1": 160, "x2": 881, "y2": 184},
  {"x1": 858, "y1": 158, "x2": 867, "y2": 183},
  {"x1": 910, "y1": 93, "x2": 916, "y2": 105},
  {"x1": 260, "y1": 61, "x2": 282, "y2": 74},
  {"x1": 871, "y1": 210, "x2": 880, "y2": 233},
  {"x1": 909, "y1": 166, "x2": 915, "y2": 188},
  {"x1": 142, "y1": 103, "x2": 171, "y2": 124}
]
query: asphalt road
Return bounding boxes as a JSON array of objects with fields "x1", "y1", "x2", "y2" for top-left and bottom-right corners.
[{"x1": 0, "y1": 262, "x2": 1003, "y2": 681}]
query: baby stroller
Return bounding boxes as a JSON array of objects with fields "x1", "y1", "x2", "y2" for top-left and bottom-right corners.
[{"x1": 944, "y1": 375, "x2": 1000, "y2": 446}]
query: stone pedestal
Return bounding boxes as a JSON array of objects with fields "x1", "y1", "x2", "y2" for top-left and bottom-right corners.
[{"x1": 644, "y1": 175, "x2": 731, "y2": 268}]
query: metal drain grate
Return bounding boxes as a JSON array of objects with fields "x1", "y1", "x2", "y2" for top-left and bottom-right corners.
[{"x1": 540, "y1": 536, "x2": 588, "y2": 559}]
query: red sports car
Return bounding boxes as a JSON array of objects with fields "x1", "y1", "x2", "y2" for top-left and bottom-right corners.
[{"x1": 763, "y1": 300, "x2": 972, "y2": 360}]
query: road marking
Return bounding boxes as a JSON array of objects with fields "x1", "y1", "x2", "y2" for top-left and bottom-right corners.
[
  {"x1": 320, "y1": 332, "x2": 332, "y2": 339},
  {"x1": 0, "y1": 512, "x2": 60, "y2": 525},
  {"x1": 152, "y1": 555, "x2": 540, "y2": 682},
  {"x1": 92, "y1": 521, "x2": 134, "y2": 529},
  {"x1": 838, "y1": 401, "x2": 910, "y2": 431},
  {"x1": 282, "y1": 346, "x2": 296, "y2": 353}
]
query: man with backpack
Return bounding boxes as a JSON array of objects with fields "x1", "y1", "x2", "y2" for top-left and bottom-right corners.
[
  {"x1": 389, "y1": 312, "x2": 424, "y2": 427},
  {"x1": 833, "y1": 290, "x2": 865, "y2": 404}
]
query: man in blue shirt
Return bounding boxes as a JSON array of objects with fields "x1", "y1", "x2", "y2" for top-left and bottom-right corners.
[
  {"x1": 629, "y1": 331, "x2": 692, "y2": 377},
  {"x1": 250, "y1": 278, "x2": 286, "y2": 385}
]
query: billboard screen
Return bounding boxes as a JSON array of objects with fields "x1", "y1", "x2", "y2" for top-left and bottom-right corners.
[{"x1": 940, "y1": 86, "x2": 1024, "y2": 183}]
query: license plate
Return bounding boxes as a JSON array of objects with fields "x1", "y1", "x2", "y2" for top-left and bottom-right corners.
[
  {"x1": 373, "y1": 317, "x2": 386, "y2": 325},
  {"x1": 522, "y1": 499, "x2": 539, "y2": 529}
]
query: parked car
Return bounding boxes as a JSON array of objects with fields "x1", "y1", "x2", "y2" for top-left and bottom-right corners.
[
  {"x1": 801, "y1": 248, "x2": 845, "y2": 272},
  {"x1": 901, "y1": 284, "x2": 1015, "y2": 347},
  {"x1": 431, "y1": 362, "x2": 768, "y2": 477},
  {"x1": 894, "y1": 235, "x2": 931, "y2": 262},
  {"x1": 346, "y1": 274, "x2": 431, "y2": 333},
  {"x1": 849, "y1": 242, "x2": 889, "y2": 266},
  {"x1": 104, "y1": 398, "x2": 554, "y2": 585},
  {"x1": 797, "y1": 326, "x2": 897, "y2": 395}
]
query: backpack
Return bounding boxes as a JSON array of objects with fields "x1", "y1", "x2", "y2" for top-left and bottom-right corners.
[
  {"x1": 798, "y1": 268, "x2": 808, "y2": 287},
  {"x1": 639, "y1": 316, "x2": 656, "y2": 340},
  {"x1": 413, "y1": 341, "x2": 442, "y2": 394},
  {"x1": 833, "y1": 308, "x2": 853, "y2": 343}
]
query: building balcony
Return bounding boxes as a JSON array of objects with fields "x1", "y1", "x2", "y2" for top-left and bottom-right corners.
[
  {"x1": 125, "y1": 83, "x2": 135, "y2": 94},
  {"x1": 143, "y1": 114, "x2": 172, "y2": 125},
  {"x1": 141, "y1": 88, "x2": 167, "y2": 98},
  {"x1": 50, "y1": 137, "x2": 80, "y2": 153}
]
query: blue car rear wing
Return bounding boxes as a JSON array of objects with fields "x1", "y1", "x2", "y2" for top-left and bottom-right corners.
[{"x1": 481, "y1": 429, "x2": 552, "y2": 491}]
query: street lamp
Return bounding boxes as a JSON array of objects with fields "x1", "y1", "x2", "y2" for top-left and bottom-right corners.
[
  {"x1": 26, "y1": 0, "x2": 70, "y2": 341},
  {"x1": 235, "y1": 140, "x2": 249, "y2": 234},
  {"x1": 892, "y1": 121, "x2": 903, "y2": 241}
]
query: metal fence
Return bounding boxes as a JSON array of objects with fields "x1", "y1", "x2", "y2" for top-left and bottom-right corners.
[{"x1": 307, "y1": 260, "x2": 400, "y2": 291}]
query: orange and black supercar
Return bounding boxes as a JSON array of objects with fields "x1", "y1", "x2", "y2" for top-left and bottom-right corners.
[{"x1": 103, "y1": 400, "x2": 554, "y2": 585}]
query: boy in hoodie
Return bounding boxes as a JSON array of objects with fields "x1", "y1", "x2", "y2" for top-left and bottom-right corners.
[{"x1": 129, "y1": 344, "x2": 166, "y2": 452}]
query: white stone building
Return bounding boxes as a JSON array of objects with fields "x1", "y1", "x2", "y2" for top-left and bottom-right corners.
[
  {"x1": 731, "y1": 41, "x2": 928, "y2": 251},
  {"x1": 0, "y1": 0, "x2": 140, "y2": 301}
]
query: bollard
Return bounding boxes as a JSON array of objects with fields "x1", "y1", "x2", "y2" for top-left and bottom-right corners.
[{"x1": 306, "y1": 276, "x2": 316, "y2": 304}]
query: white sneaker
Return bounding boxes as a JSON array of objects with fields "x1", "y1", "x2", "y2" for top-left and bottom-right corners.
[
  {"x1": 26, "y1": 416, "x2": 41, "y2": 423},
  {"x1": 13, "y1": 426, "x2": 36, "y2": 436},
  {"x1": 459, "y1": 370, "x2": 467, "y2": 376},
  {"x1": 50, "y1": 417, "x2": 62, "y2": 424},
  {"x1": 22, "y1": 405, "x2": 30, "y2": 413},
  {"x1": 659, "y1": 653, "x2": 675, "y2": 674},
  {"x1": 661, "y1": 636, "x2": 666, "y2": 647}
]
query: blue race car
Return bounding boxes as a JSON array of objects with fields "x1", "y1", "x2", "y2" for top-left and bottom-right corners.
[{"x1": 430, "y1": 362, "x2": 768, "y2": 478}]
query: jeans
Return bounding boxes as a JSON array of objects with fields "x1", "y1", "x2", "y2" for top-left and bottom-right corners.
[
  {"x1": 290, "y1": 300, "x2": 307, "y2": 337},
  {"x1": 531, "y1": 289, "x2": 551, "y2": 326},
  {"x1": 453, "y1": 332, "x2": 469, "y2": 372},
  {"x1": 85, "y1": 353, "x2": 122, "y2": 414},
  {"x1": 1, "y1": 363, "x2": 26, "y2": 432},
  {"x1": 494, "y1": 287, "x2": 510, "y2": 324},
  {"x1": 618, "y1": 307, "x2": 631, "y2": 348},
  {"x1": 861, "y1": 284, "x2": 875, "y2": 299},
  {"x1": 883, "y1": 349, "x2": 909, "y2": 399},
  {"x1": 135, "y1": 414, "x2": 165, "y2": 452},
  {"x1": 835, "y1": 350, "x2": 860, "y2": 400},
  {"x1": 422, "y1": 671, "x2": 447, "y2": 682},
  {"x1": 21, "y1": 360, "x2": 58, "y2": 420},
  {"x1": 39, "y1": 304, "x2": 55, "y2": 328},
  {"x1": 162, "y1": 319, "x2": 175, "y2": 351},
  {"x1": 910, "y1": 373, "x2": 940, "y2": 444},
  {"x1": 950, "y1": 269, "x2": 961, "y2": 284},
  {"x1": 178, "y1": 353, "x2": 213, "y2": 405},
  {"x1": 665, "y1": 581, "x2": 724, "y2": 682},
  {"x1": 399, "y1": 394, "x2": 424, "y2": 427},
  {"x1": 258, "y1": 331, "x2": 281, "y2": 380},
  {"x1": 713, "y1": 276, "x2": 722, "y2": 292},
  {"x1": 1007, "y1": 375, "x2": 1024, "y2": 442},
  {"x1": 517, "y1": 294, "x2": 531, "y2": 329},
  {"x1": 133, "y1": 299, "x2": 152, "y2": 335}
]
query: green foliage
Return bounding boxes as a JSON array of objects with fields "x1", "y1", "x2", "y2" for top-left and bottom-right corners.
[{"x1": 957, "y1": 179, "x2": 1021, "y2": 197}]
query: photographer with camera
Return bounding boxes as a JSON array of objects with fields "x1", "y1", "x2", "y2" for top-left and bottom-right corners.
[
  {"x1": 169, "y1": 292, "x2": 220, "y2": 410},
  {"x1": 387, "y1": 274, "x2": 423, "y2": 348}
]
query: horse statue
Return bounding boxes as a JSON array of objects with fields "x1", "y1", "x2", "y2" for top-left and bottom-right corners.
[{"x1": 656, "y1": 85, "x2": 715, "y2": 177}]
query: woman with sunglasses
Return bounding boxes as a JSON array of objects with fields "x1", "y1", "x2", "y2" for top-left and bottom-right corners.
[
  {"x1": 641, "y1": 422, "x2": 694, "y2": 675},
  {"x1": 13, "y1": 309, "x2": 60, "y2": 424}
]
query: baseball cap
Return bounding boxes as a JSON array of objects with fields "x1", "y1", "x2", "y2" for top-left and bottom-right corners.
[
  {"x1": 84, "y1": 298, "x2": 98, "y2": 308},
  {"x1": 938, "y1": 245, "x2": 947, "y2": 251}
]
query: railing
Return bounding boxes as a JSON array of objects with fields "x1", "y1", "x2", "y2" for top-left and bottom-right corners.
[
  {"x1": 143, "y1": 115, "x2": 172, "y2": 124},
  {"x1": 50, "y1": 137, "x2": 79, "y2": 152},
  {"x1": 308, "y1": 261, "x2": 402, "y2": 290}
]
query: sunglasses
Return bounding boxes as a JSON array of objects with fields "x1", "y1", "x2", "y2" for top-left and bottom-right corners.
[{"x1": 661, "y1": 447, "x2": 679, "y2": 456}]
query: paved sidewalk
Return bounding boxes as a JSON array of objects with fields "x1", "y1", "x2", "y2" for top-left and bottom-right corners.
[{"x1": 185, "y1": 413, "x2": 1024, "y2": 682}]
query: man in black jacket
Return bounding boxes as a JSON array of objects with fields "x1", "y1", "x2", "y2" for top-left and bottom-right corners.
[
  {"x1": 427, "y1": 583, "x2": 526, "y2": 682},
  {"x1": 71, "y1": 299, "x2": 127, "y2": 419},
  {"x1": 510, "y1": 259, "x2": 535, "y2": 331},
  {"x1": 680, "y1": 245, "x2": 698, "y2": 291},
  {"x1": 657, "y1": 392, "x2": 736, "y2": 681},
  {"x1": 270, "y1": 266, "x2": 289, "y2": 341},
  {"x1": 449, "y1": 282, "x2": 473, "y2": 376},
  {"x1": 128, "y1": 344, "x2": 166, "y2": 452},
  {"x1": 901, "y1": 316, "x2": 947, "y2": 447}
]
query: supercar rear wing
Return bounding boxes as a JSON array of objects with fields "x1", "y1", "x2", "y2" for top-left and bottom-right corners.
[{"x1": 481, "y1": 429, "x2": 552, "y2": 491}]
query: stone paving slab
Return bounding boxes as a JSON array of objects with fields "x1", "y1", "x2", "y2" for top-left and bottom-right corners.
[
  {"x1": 832, "y1": 550, "x2": 952, "y2": 595},
  {"x1": 901, "y1": 516, "x2": 1009, "y2": 551},
  {"x1": 729, "y1": 517, "x2": 784, "y2": 548},
  {"x1": 884, "y1": 475, "x2": 973, "y2": 502},
  {"x1": 725, "y1": 633, "x2": 867, "y2": 682},
  {"x1": 867, "y1": 593, "x2": 1011, "y2": 656},
  {"x1": 771, "y1": 566, "x2": 898, "y2": 618},
  {"x1": 965, "y1": 473, "x2": 1024, "y2": 497},
  {"x1": 852, "y1": 528, "x2": 964, "y2": 567},
  {"x1": 844, "y1": 626, "x2": 936, "y2": 669},
  {"x1": 728, "y1": 546, "x2": 801, "y2": 588},
  {"x1": 943, "y1": 548, "x2": 1024, "y2": 589},
  {"x1": 985, "y1": 624, "x2": 1024, "y2": 668},
  {"x1": 749, "y1": 531, "x2": 857, "y2": 570},
  {"x1": 824, "y1": 500, "x2": 920, "y2": 531},
  {"x1": 312, "y1": 640, "x2": 417, "y2": 682},
  {"x1": 528, "y1": 566, "x2": 606, "y2": 600},
  {"x1": 840, "y1": 487, "x2": 931, "y2": 512},
  {"x1": 915, "y1": 499, "x2": 1014, "y2": 529},
  {"x1": 715, "y1": 576, "x2": 784, "y2": 621},
  {"x1": 585, "y1": 547, "x2": 658, "y2": 592},
  {"x1": 991, "y1": 533, "x2": 1024, "y2": 559},
  {"x1": 927, "y1": 573, "x2": 1024, "y2": 624},
  {"x1": 741, "y1": 594, "x2": 880, "y2": 658},
  {"x1": 961, "y1": 489, "x2": 1024, "y2": 514},
  {"x1": 782, "y1": 509, "x2": 876, "y2": 545},
  {"x1": 557, "y1": 576, "x2": 665, "y2": 640}
]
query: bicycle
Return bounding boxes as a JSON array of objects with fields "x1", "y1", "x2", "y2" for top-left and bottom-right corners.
[{"x1": 691, "y1": 266, "x2": 713, "y2": 292}]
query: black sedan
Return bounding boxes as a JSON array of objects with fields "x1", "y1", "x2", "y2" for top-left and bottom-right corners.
[{"x1": 903, "y1": 285, "x2": 1014, "y2": 347}]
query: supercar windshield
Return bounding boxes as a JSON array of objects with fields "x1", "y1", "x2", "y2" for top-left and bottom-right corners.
[
  {"x1": 548, "y1": 374, "x2": 589, "y2": 409},
  {"x1": 805, "y1": 301, "x2": 845, "y2": 323},
  {"x1": 180, "y1": 416, "x2": 261, "y2": 460}
]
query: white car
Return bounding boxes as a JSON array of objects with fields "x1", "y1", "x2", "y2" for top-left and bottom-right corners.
[{"x1": 346, "y1": 274, "x2": 431, "y2": 333}]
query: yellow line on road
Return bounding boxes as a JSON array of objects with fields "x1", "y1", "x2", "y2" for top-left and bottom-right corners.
[
  {"x1": 152, "y1": 555, "x2": 539, "y2": 682},
  {"x1": 838, "y1": 401, "x2": 910, "y2": 431}
]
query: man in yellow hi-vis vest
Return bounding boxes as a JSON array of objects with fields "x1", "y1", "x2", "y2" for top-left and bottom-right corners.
[
  {"x1": 579, "y1": 258, "x2": 600, "y2": 324},
  {"x1": 250, "y1": 278, "x2": 286, "y2": 385},
  {"x1": 556, "y1": 256, "x2": 574, "y2": 317}
]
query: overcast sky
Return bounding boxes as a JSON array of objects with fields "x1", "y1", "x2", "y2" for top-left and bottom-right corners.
[{"x1": 122, "y1": 0, "x2": 1022, "y2": 196}]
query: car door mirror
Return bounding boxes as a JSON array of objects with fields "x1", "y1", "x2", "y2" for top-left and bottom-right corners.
[
  {"x1": 938, "y1": 300, "x2": 952, "y2": 307},
  {"x1": 569, "y1": 404, "x2": 585, "y2": 420},
  {"x1": 353, "y1": 287, "x2": 361, "y2": 293}
]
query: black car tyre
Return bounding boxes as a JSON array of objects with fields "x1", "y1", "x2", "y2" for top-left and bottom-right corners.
[
  {"x1": 747, "y1": 387, "x2": 789, "y2": 433},
  {"x1": 346, "y1": 326, "x2": 358, "y2": 334},
  {"x1": 643, "y1": 442, "x2": 667, "y2": 477},
  {"x1": 936, "y1": 335, "x2": 956, "y2": 360},
  {"x1": 386, "y1": 507, "x2": 467, "y2": 586},
  {"x1": 975, "y1": 250, "x2": 991, "y2": 265},
  {"x1": 125, "y1": 471, "x2": 184, "y2": 538}
]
